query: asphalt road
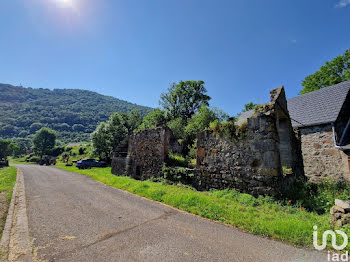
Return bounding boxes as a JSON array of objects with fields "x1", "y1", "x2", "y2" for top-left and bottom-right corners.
[{"x1": 17, "y1": 164, "x2": 327, "y2": 262}]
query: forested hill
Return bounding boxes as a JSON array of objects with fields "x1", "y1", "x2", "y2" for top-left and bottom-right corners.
[{"x1": 0, "y1": 84, "x2": 152, "y2": 143}]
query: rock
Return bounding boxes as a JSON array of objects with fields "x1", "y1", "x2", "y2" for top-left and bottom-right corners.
[
  {"x1": 331, "y1": 205, "x2": 345, "y2": 214},
  {"x1": 335, "y1": 199, "x2": 350, "y2": 211}
]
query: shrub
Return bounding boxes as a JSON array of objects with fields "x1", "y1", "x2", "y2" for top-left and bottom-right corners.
[
  {"x1": 209, "y1": 120, "x2": 220, "y2": 133},
  {"x1": 78, "y1": 147, "x2": 86, "y2": 155},
  {"x1": 162, "y1": 165, "x2": 195, "y2": 185},
  {"x1": 65, "y1": 146, "x2": 73, "y2": 152},
  {"x1": 49, "y1": 146, "x2": 65, "y2": 157},
  {"x1": 26, "y1": 155, "x2": 40, "y2": 163},
  {"x1": 167, "y1": 152, "x2": 189, "y2": 167},
  {"x1": 301, "y1": 180, "x2": 350, "y2": 214}
]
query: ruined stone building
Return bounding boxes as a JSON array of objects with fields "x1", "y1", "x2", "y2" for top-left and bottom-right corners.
[
  {"x1": 112, "y1": 127, "x2": 174, "y2": 180},
  {"x1": 112, "y1": 81, "x2": 350, "y2": 196},
  {"x1": 196, "y1": 87, "x2": 302, "y2": 196},
  {"x1": 240, "y1": 80, "x2": 350, "y2": 183},
  {"x1": 112, "y1": 86, "x2": 302, "y2": 196}
]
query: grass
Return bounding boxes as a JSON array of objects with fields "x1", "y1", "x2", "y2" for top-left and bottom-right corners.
[
  {"x1": 55, "y1": 164, "x2": 341, "y2": 250},
  {"x1": 9, "y1": 156, "x2": 30, "y2": 164},
  {"x1": 10, "y1": 144, "x2": 93, "y2": 166},
  {"x1": 0, "y1": 166, "x2": 17, "y2": 238},
  {"x1": 59, "y1": 144, "x2": 92, "y2": 163},
  {"x1": 0, "y1": 167, "x2": 17, "y2": 201}
]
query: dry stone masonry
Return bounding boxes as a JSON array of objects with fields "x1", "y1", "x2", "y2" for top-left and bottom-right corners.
[
  {"x1": 111, "y1": 87, "x2": 308, "y2": 197},
  {"x1": 194, "y1": 87, "x2": 302, "y2": 196},
  {"x1": 124, "y1": 127, "x2": 172, "y2": 180},
  {"x1": 331, "y1": 199, "x2": 350, "y2": 227},
  {"x1": 300, "y1": 124, "x2": 350, "y2": 183}
]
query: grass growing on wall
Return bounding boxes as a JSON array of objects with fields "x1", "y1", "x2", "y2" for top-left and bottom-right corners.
[
  {"x1": 55, "y1": 164, "x2": 342, "y2": 250},
  {"x1": 0, "y1": 166, "x2": 17, "y2": 238}
]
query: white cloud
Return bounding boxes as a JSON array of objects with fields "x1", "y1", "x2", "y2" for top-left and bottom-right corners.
[{"x1": 335, "y1": 0, "x2": 350, "y2": 8}]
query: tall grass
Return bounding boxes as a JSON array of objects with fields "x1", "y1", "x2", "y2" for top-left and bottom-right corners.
[
  {"x1": 56, "y1": 165, "x2": 338, "y2": 250},
  {"x1": 0, "y1": 166, "x2": 17, "y2": 238},
  {"x1": 0, "y1": 167, "x2": 17, "y2": 201}
]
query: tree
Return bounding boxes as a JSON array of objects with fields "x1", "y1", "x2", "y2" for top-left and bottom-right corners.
[
  {"x1": 211, "y1": 107, "x2": 229, "y2": 121},
  {"x1": 11, "y1": 137, "x2": 32, "y2": 155},
  {"x1": 108, "y1": 112, "x2": 128, "y2": 152},
  {"x1": 30, "y1": 122, "x2": 44, "y2": 134},
  {"x1": 72, "y1": 124, "x2": 85, "y2": 132},
  {"x1": 0, "y1": 140, "x2": 12, "y2": 160},
  {"x1": 18, "y1": 130, "x2": 29, "y2": 138},
  {"x1": 301, "y1": 49, "x2": 350, "y2": 94},
  {"x1": 242, "y1": 102, "x2": 257, "y2": 112},
  {"x1": 121, "y1": 110, "x2": 143, "y2": 134},
  {"x1": 159, "y1": 80, "x2": 211, "y2": 121},
  {"x1": 57, "y1": 123, "x2": 71, "y2": 132},
  {"x1": 91, "y1": 112, "x2": 128, "y2": 161},
  {"x1": 0, "y1": 125, "x2": 15, "y2": 137},
  {"x1": 127, "y1": 110, "x2": 142, "y2": 133},
  {"x1": 33, "y1": 128, "x2": 56, "y2": 159},
  {"x1": 167, "y1": 118, "x2": 186, "y2": 140},
  {"x1": 91, "y1": 122, "x2": 112, "y2": 160},
  {"x1": 9, "y1": 143, "x2": 20, "y2": 158},
  {"x1": 137, "y1": 109, "x2": 168, "y2": 131},
  {"x1": 184, "y1": 105, "x2": 218, "y2": 144}
]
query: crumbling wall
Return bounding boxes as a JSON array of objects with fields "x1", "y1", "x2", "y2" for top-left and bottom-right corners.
[
  {"x1": 110, "y1": 87, "x2": 304, "y2": 197},
  {"x1": 195, "y1": 87, "x2": 302, "y2": 196},
  {"x1": 111, "y1": 157, "x2": 127, "y2": 175},
  {"x1": 126, "y1": 127, "x2": 171, "y2": 180}
]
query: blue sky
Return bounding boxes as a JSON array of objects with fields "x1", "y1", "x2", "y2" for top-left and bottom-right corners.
[{"x1": 0, "y1": 0, "x2": 349, "y2": 116}]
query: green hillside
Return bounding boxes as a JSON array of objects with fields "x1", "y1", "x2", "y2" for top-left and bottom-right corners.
[{"x1": 0, "y1": 84, "x2": 152, "y2": 143}]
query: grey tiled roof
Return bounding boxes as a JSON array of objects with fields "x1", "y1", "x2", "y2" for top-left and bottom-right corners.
[
  {"x1": 237, "y1": 81, "x2": 350, "y2": 128},
  {"x1": 287, "y1": 81, "x2": 350, "y2": 127},
  {"x1": 237, "y1": 110, "x2": 255, "y2": 125}
]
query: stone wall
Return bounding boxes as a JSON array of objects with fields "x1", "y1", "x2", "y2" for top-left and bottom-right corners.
[
  {"x1": 300, "y1": 124, "x2": 350, "y2": 182},
  {"x1": 195, "y1": 87, "x2": 302, "y2": 196},
  {"x1": 126, "y1": 127, "x2": 171, "y2": 180},
  {"x1": 110, "y1": 87, "x2": 307, "y2": 197},
  {"x1": 111, "y1": 157, "x2": 127, "y2": 175}
]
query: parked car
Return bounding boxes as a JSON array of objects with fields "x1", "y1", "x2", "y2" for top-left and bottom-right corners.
[
  {"x1": 0, "y1": 159, "x2": 9, "y2": 167},
  {"x1": 76, "y1": 159, "x2": 107, "y2": 169},
  {"x1": 39, "y1": 155, "x2": 57, "y2": 166}
]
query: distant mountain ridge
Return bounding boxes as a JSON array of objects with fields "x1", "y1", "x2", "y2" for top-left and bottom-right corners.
[{"x1": 0, "y1": 84, "x2": 152, "y2": 143}]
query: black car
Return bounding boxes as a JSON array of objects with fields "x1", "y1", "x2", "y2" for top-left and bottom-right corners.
[{"x1": 76, "y1": 159, "x2": 107, "y2": 169}]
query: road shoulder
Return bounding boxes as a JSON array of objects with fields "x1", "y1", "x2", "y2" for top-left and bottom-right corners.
[{"x1": 0, "y1": 168, "x2": 32, "y2": 262}]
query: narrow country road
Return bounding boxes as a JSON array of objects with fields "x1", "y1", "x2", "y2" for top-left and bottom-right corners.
[{"x1": 17, "y1": 164, "x2": 327, "y2": 262}]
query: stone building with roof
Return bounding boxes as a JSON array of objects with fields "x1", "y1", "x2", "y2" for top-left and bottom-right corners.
[{"x1": 238, "y1": 80, "x2": 350, "y2": 183}]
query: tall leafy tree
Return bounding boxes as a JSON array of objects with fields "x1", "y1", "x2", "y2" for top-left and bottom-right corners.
[
  {"x1": 301, "y1": 49, "x2": 350, "y2": 94},
  {"x1": 159, "y1": 80, "x2": 211, "y2": 121},
  {"x1": 0, "y1": 140, "x2": 12, "y2": 160},
  {"x1": 33, "y1": 128, "x2": 56, "y2": 159},
  {"x1": 9, "y1": 143, "x2": 20, "y2": 158},
  {"x1": 108, "y1": 112, "x2": 128, "y2": 151},
  {"x1": 167, "y1": 118, "x2": 186, "y2": 140},
  {"x1": 91, "y1": 112, "x2": 128, "y2": 161},
  {"x1": 91, "y1": 122, "x2": 112, "y2": 160},
  {"x1": 184, "y1": 105, "x2": 219, "y2": 143},
  {"x1": 137, "y1": 109, "x2": 168, "y2": 131},
  {"x1": 126, "y1": 109, "x2": 142, "y2": 134}
]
